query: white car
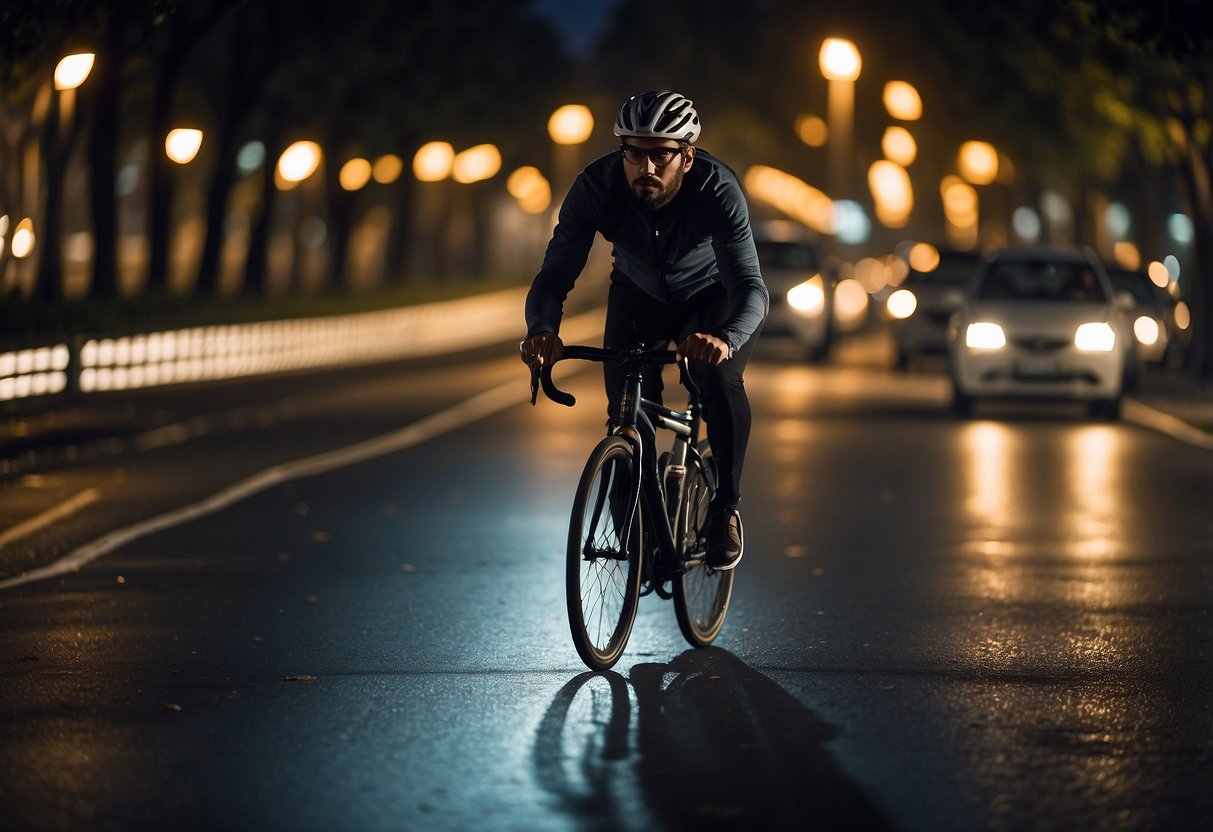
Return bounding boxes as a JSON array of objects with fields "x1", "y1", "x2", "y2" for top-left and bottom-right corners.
[
  {"x1": 754, "y1": 236, "x2": 835, "y2": 362},
  {"x1": 947, "y1": 247, "x2": 1134, "y2": 419}
]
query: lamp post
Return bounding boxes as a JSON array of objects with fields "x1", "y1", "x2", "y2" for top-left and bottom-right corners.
[
  {"x1": 819, "y1": 38, "x2": 861, "y2": 204},
  {"x1": 35, "y1": 52, "x2": 95, "y2": 302},
  {"x1": 547, "y1": 104, "x2": 594, "y2": 205}
]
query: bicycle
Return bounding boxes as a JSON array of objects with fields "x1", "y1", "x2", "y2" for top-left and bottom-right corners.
[{"x1": 531, "y1": 343, "x2": 736, "y2": 671}]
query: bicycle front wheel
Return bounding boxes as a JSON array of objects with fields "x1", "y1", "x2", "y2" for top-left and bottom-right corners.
[
  {"x1": 567, "y1": 436, "x2": 643, "y2": 671},
  {"x1": 673, "y1": 442, "x2": 734, "y2": 647}
]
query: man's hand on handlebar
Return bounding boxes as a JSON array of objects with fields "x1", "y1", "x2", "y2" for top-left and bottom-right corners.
[
  {"x1": 520, "y1": 332, "x2": 564, "y2": 369},
  {"x1": 677, "y1": 332, "x2": 729, "y2": 366}
]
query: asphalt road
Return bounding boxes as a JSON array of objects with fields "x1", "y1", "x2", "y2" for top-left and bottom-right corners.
[{"x1": 1, "y1": 330, "x2": 1210, "y2": 831}]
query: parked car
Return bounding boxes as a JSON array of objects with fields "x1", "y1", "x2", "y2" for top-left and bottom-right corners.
[
  {"x1": 885, "y1": 246, "x2": 982, "y2": 368},
  {"x1": 754, "y1": 234, "x2": 835, "y2": 362},
  {"x1": 1105, "y1": 264, "x2": 1185, "y2": 368},
  {"x1": 947, "y1": 247, "x2": 1134, "y2": 419}
]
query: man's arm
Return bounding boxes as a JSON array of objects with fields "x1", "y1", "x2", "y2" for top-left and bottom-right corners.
[{"x1": 524, "y1": 173, "x2": 600, "y2": 339}]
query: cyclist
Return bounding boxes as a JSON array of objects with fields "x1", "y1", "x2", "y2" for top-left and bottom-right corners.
[{"x1": 520, "y1": 89, "x2": 768, "y2": 571}]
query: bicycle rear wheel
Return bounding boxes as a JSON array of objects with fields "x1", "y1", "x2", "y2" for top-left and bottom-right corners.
[
  {"x1": 673, "y1": 442, "x2": 734, "y2": 647},
  {"x1": 567, "y1": 436, "x2": 643, "y2": 671}
]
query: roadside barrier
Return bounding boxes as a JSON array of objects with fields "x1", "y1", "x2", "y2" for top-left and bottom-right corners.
[{"x1": 1, "y1": 287, "x2": 528, "y2": 409}]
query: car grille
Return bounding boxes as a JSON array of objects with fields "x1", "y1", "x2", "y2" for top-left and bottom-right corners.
[{"x1": 1011, "y1": 336, "x2": 1070, "y2": 353}]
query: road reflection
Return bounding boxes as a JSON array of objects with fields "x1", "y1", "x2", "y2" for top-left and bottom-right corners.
[{"x1": 532, "y1": 648, "x2": 891, "y2": 830}]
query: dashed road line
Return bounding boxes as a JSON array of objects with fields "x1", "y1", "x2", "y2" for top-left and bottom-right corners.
[{"x1": 0, "y1": 488, "x2": 102, "y2": 550}]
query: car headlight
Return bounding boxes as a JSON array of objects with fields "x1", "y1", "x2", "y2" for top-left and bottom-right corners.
[
  {"x1": 1133, "y1": 316, "x2": 1160, "y2": 346},
  {"x1": 1074, "y1": 322, "x2": 1115, "y2": 352},
  {"x1": 965, "y1": 322, "x2": 1006, "y2": 350},
  {"x1": 787, "y1": 275, "x2": 825, "y2": 316},
  {"x1": 886, "y1": 289, "x2": 917, "y2": 320}
]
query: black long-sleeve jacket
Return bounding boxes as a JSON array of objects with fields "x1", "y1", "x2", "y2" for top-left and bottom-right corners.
[{"x1": 524, "y1": 149, "x2": 768, "y2": 355}]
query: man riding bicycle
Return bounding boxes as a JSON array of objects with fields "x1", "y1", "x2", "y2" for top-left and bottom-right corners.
[{"x1": 520, "y1": 90, "x2": 768, "y2": 571}]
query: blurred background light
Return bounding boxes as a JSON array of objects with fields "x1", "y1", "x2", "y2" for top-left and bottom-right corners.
[
  {"x1": 868, "y1": 160, "x2": 913, "y2": 227},
  {"x1": 819, "y1": 38, "x2": 861, "y2": 81},
  {"x1": 506, "y1": 166, "x2": 551, "y2": 214},
  {"x1": 795, "y1": 114, "x2": 828, "y2": 147},
  {"x1": 743, "y1": 166, "x2": 835, "y2": 235},
  {"x1": 1168, "y1": 213, "x2": 1193, "y2": 245},
  {"x1": 339, "y1": 158, "x2": 372, "y2": 191},
  {"x1": 11, "y1": 218, "x2": 35, "y2": 259},
  {"x1": 1147, "y1": 260, "x2": 1170, "y2": 287},
  {"x1": 276, "y1": 140, "x2": 322, "y2": 185},
  {"x1": 236, "y1": 141, "x2": 266, "y2": 174},
  {"x1": 882, "y1": 81, "x2": 922, "y2": 120},
  {"x1": 413, "y1": 141, "x2": 455, "y2": 182},
  {"x1": 547, "y1": 104, "x2": 594, "y2": 145},
  {"x1": 832, "y1": 199, "x2": 870, "y2": 244},
  {"x1": 881, "y1": 126, "x2": 917, "y2": 167},
  {"x1": 1105, "y1": 202, "x2": 1131, "y2": 238},
  {"x1": 908, "y1": 242, "x2": 940, "y2": 272},
  {"x1": 372, "y1": 154, "x2": 404, "y2": 184},
  {"x1": 165, "y1": 128, "x2": 203, "y2": 164},
  {"x1": 54, "y1": 52, "x2": 95, "y2": 90},
  {"x1": 1113, "y1": 241, "x2": 1141, "y2": 270},
  {"x1": 1163, "y1": 254, "x2": 1180, "y2": 281},
  {"x1": 957, "y1": 141, "x2": 998, "y2": 185},
  {"x1": 452, "y1": 144, "x2": 501, "y2": 184}
]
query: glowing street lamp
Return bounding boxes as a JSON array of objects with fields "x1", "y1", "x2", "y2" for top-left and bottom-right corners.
[
  {"x1": 276, "y1": 140, "x2": 322, "y2": 188},
  {"x1": 547, "y1": 104, "x2": 594, "y2": 145},
  {"x1": 882, "y1": 81, "x2": 922, "y2": 121},
  {"x1": 548, "y1": 103, "x2": 594, "y2": 202},
  {"x1": 958, "y1": 141, "x2": 998, "y2": 185},
  {"x1": 413, "y1": 141, "x2": 455, "y2": 182},
  {"x1": 452, "y1": 144, "x2": 502, "y2": 184},
  {"x1": 54, "y1": 53, "x2": 95, "y2": 90},
  {"x1": 819, "y1": 37, "x2": 861, "y2": 203},
  {"x1": 165, "y1": 128, "x2": 203, "y2": 164}
]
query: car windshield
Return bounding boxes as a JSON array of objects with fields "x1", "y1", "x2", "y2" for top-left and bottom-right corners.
[
  {"x1": 978, "y1": 260, "x2": 1108, "y2": 303},
  {"x1": 756, "y1": 241, "x2": 817, "y2": 271}
]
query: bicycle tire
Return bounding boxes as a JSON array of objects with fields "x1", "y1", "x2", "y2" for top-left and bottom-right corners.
[
  {"x1": 673, "y1": 442, "x2": 734, "y2": 647},
  {"x1": 567, "y1": 435, "x2": 643, "y2": 671}
]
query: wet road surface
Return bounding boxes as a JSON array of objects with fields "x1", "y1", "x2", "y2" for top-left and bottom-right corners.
[{"x1": 1, "y1": 334, "x2": 1210, "y2": 831}]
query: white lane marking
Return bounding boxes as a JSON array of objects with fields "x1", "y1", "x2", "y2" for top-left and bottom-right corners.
[
  {"x1": 0, "y1": 488, "x2": 102, "y2": 549},
  {"x1": 1124, "y1": 399, "x2": 1213, "y2": 450},
  {"x1": 0, "y1": 373, "x2": 574, "y2": 592}
]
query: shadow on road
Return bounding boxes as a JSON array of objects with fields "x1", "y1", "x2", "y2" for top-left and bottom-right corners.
[{"x1": 533, "y1": 647, "x2": 891, "y2": 831}]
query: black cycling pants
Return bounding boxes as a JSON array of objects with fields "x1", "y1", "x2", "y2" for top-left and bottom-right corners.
[{"x1": 602, "y1": 280, "x2": 761, "y2": 509}]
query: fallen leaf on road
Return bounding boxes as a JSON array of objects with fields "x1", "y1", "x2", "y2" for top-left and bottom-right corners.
[{"x1": 283, "y1": 675, "x2": 317, "y2": 682}]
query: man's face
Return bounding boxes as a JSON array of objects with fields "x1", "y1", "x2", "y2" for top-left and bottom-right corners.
[{"x1": 621, "y1": 137, "x2": 695, "y2": 211}]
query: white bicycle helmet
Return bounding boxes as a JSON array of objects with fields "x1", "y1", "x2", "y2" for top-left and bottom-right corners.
[{"x1": 613, "y1": 90, "x2": 701, "y2": 144}]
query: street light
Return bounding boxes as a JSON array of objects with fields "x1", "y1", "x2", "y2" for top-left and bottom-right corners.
[
  {"x1": 547, "y1": 103, "x2": 594, "y2": 202},
  {"x1": 165, "y1": 128, "x2": 203, "y2": 164},
  {"x1": 53, "y1": 53, "x2": 94, "y2": 90},
  {"x1": 819, "y1": 38, "x2": 861, "y2": 203},
  {"x1": 276, "y1": 140, "x2": 322, "y2": 189}
]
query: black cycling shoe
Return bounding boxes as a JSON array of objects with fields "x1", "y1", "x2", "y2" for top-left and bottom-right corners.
[{"x1": 705, "y1": 506, "x2": 744, "y2": 570}]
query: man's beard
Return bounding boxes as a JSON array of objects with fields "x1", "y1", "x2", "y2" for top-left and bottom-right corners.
[{"x1": 630, "y1": 165, "x2": 684, "y2": 212}]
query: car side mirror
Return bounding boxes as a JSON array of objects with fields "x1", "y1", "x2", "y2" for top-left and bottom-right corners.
[{"x1": 1114, "y1": 291, "x2": 1136, "y2": 311}]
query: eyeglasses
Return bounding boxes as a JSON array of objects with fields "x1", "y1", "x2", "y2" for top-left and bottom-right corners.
[{"x1": 620, "y1": 144, "x2": 686, "y2": 168}]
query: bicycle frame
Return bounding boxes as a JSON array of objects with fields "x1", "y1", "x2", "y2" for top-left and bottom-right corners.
[
  {"x1": 536, "y1": 343, "x2": 735, "y2": 668},
  {"x1": 534, "y1": 345, "x2": 710, "y2": 578}
]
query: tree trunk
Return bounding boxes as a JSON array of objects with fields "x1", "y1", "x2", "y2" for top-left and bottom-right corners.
[
  {"x1": 88, "y1": 23, "x2": 121, "y2": 300},
  {"x1": 244, "y1": 137, "x2": 282, "y2": 298},
  {"x1": 34, "y1": 90, "x2": 63, "y2": 303}
]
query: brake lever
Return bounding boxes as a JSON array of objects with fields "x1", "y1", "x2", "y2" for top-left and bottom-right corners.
[{"x1": 529, "y1": 365, "x2": 540, "y2": 406}]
